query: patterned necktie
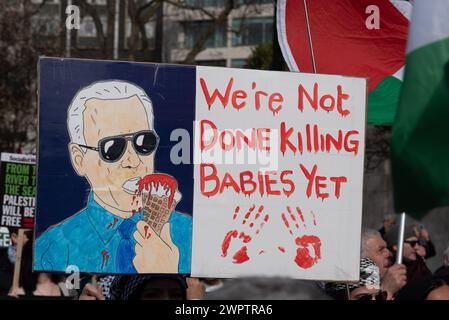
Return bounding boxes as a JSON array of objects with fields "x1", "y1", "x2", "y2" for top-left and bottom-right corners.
[{"x1": 116, "y1": 218, "x2": 137, "y2": 273}]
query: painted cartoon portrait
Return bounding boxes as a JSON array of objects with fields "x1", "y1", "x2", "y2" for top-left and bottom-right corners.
[{"x1": 35, "y1": 58, "x2": 195, "y2": 274}]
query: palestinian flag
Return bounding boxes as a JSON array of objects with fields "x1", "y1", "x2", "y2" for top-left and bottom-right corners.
[
  {"x1": 392, "y1": 0, "x2": 449, "y2": 218},
  {"x1": 277, "y1": 0, "x2": 410, "y2": 125}
]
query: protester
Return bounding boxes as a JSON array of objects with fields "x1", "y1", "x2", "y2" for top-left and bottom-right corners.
[
  {"x1": 433, "y1": 246, "x2": 449, "y2": 283},
  {"x1": 360, "y1": 228, "x2": 406, "y2": 299},
  {"x1": 186, "y1": 277, "x2": 205, "y2": 300},
  {"x1": 8, "y1": 237, "x2": 75, "y2": 298},
  {"x1": 80, "y1": 275, "x2": 190, "y2": 300},
  {"x1": 325, "y1": 258, "x2": 387, "y2": 300},
  {"x1": 202, "y1": 278, "x2": 224, "y2": 293},
  {"x1": 384, "y1": 223, "x2": 432, "y2": 281},
  {"x1": 97, "y1": 275, "x2": 115, "y2": 300},
  {"x1": 0, "y1": 228, "x2": 31, "y2": 296},
  {"x1": 412, "y1": 224, "x2": 436, "y2": 260},
  {"x1": 425, "y1": 279, "x2": 449, "y2": 300},
  {"x1": 378, "y1": 214, "x2": 397, "y2": 238}
]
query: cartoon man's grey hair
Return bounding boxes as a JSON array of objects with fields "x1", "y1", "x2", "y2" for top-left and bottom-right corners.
[{"x1": 67, "y1": 80, "x2": 154, "y2": 147}]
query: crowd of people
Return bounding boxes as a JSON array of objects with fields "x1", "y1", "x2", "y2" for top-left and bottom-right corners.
[
  {"x1": 1, "y1": 216, "x2": 448, "y2": 300},
  {"x1": 325, "y1": 215, "x2": 449, "y2": 300}
]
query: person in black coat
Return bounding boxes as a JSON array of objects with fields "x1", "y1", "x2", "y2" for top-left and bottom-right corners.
[{"x1": 0, "y1": 227, "x2": 31, "y2": 295}]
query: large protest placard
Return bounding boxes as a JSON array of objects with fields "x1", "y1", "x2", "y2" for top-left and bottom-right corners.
[
  {"x1": 36, "y1": 57, "x2": 365, "y2": 280},
  {"x1": 0, "y1": 153, "x2": 36, "y2": 229},
  {"x1": 36, "y1": 58, "x2": 194, "y2": 274},
  {"x1": 191, "y1": 68, "x2": 366, "y2": 280}
]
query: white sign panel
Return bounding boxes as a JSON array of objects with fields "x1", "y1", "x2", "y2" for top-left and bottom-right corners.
[{"x1": 192, "y1": 66, "x2": 366, "y2": 281}]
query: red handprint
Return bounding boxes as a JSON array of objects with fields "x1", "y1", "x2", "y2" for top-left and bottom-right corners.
[
  {"x1": 221, "y1": 205, "x2": 269, "y2": 264},
  {"x1": 280, "y1": 207, "x2": 321, "y2": 269}
]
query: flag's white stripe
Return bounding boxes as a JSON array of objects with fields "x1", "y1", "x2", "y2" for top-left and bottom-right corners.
[
  {"x1": 391, "y1": 0, "x2": 412, "y2": 21},
  {"x1": 392, "y1": 66, "x2": 404, "y2": 81},
  {"x1": 277, "y1": 0, "x2": 300, "y2": 72},
  {"x1": 407, "y1": 0, "x2": 449, "y2": 54}
]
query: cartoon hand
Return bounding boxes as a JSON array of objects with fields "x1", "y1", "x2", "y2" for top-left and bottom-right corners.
[
  {"x1": 133, "y1": 220, "x2": 179, "y2": 273},
  {"x1": 280, "y1": 207, "x2": 322, "y2": 269},
  {"x1": 220, "y1": 205, "x2": 269, "y2": 264}
]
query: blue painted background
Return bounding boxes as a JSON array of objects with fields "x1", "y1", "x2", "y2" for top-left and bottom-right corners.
[{"x1": 36, "y1": 58, "x2": 195, "y2": 236}]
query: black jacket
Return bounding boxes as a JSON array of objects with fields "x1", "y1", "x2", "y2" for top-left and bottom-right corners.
[{"x1": 0, "y1": 247, "x2": 14, "y2": 295}]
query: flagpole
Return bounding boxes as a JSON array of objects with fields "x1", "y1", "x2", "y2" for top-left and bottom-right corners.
[
  {"x1": 396, "y1": 212, "x2": 406, "y2": 264},
  {"x1": 303, "y1": 0, "x2": 317, "y2": 73}
]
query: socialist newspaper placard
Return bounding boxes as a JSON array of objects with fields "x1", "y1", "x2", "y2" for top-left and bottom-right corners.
[{"x1": 0, "y1": 153, "x2": 36, "y2": 229}]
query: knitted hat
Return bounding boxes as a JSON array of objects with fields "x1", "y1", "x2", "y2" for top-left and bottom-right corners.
[{"x1": 384, "y1": 223, "x2": 416, "y2": 248}]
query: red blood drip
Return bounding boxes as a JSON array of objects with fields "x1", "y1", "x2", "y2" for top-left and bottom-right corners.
[
  {"x1": 278, "y1": 246, "x2": 286, "y2": 253},
  {"x1": 294, "y1": 235, "x2": 322, "y2": 269},
  {"x1": 249, "y1": 223, "x2": 254, "y2": 228},
  {"x1": 101, "y1": 250, "x2": 109, "y2": 268},
  {"x1": 221, "y1": 230, "x2": 238, "y2": 257},
  {"x1": 137, "y1": 173, "x2": 177, "y2": 208},
  {"x1": 232, "y1": 246, "x2": 250, "y2": 264},
  {"x1": 264, "y1": 215, "x2": 269, "y2": 222}
]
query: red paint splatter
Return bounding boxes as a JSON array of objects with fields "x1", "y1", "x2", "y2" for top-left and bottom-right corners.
[
  {"x1": 238, "y1": 232, "x2": 252, "y2": 243},
  {"x1": 278, "y1": 246, "x2": 286, "y2": 253},
  {"x1": 281, "y1": 213, "x2": 290, "y2": 229},
  {"x1": 293, "y1": 235, "x2": 322, "y2": 269},
  {"x1": 106, "y1": 218, "x2": 119, "y2": 230},
  {"x1": 221, "y1": 230, "x2": 238, "y2": 257},
  {"x1": 254, "y1": 205, "x2": 264, "y2": 220},
  {"x1": 242, "y1": 205, "x2": 256, "y2": 224},
  {"x1": 311, "y1": 210, "x2": 316, "y2": 226},
  {"x1": 286, "y1": 206, "x2": 297, "y2": 222},
  {"x1": 101, "y1": 250, "x2": 110, "y2": 268},
  {"x1": 233, "y1": 206, "x2": 240, "y2": 220},
  {"x1": 296, "y1": 207, "x2": 305, "y2": 224},
  {"x1": 249, "y1": 223, "x2": 254, "y2": 228},
  {"x1": 137, "y1": 173, "x2": 177, "y2": 208},
  {"x1": 264, "y1": 215, "x2": 269, "y2": 222},
  {"x1": 232, "y1": 246, "x2": 250, "y2": 264}
]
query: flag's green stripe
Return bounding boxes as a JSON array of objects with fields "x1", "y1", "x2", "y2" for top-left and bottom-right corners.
[
  {"x1": 368, "y1": 76, "x2": 402, "y2": 125},
  {"x1": 392, "y1": 37, "x2": 449, "y2": 217}
]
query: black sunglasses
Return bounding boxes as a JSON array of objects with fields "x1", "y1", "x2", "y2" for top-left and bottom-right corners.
[
  {"x1": 78, "y1": 130, "x2": 159, "y2": 163},
  {"x1": 404, "y1": 240, "x2": 419, "y2": 247},
  {"x1": 357, "y1": 290, "x2": 388, "y2": 301}
]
